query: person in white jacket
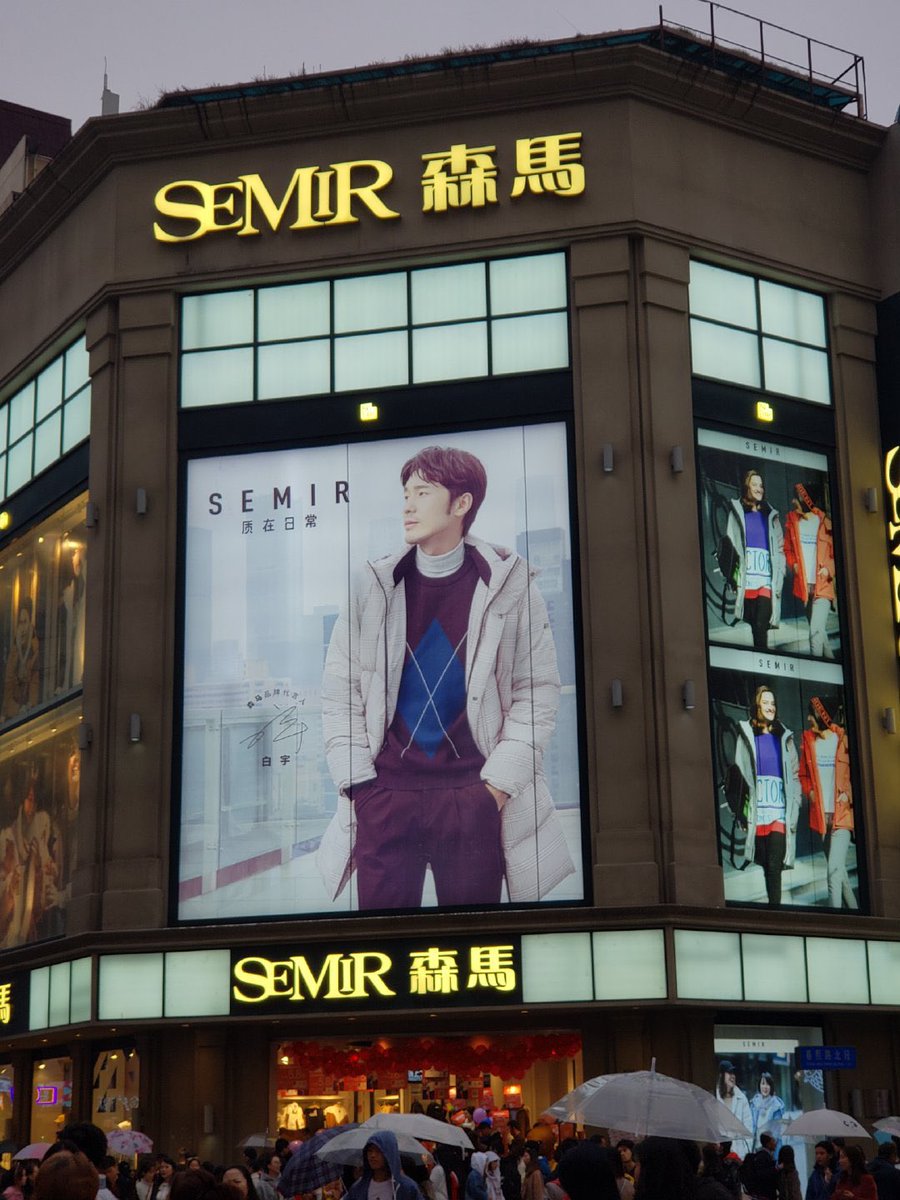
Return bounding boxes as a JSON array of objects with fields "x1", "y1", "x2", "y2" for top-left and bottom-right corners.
[{"x1": 317, "y1": 444, "x2": 574, "y2": 909}]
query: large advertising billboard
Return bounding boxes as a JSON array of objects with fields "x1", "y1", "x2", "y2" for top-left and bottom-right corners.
[
  {"x1": 697, "y1": 428, "x2": 860, "y2": 911},
  {"x1": 177, "y1": 421, "x2": 584, "y2": 921}
]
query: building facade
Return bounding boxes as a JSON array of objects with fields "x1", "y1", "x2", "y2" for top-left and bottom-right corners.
[{"x1": 0, "y1": 19, "x2": 897, "y2": 1165}]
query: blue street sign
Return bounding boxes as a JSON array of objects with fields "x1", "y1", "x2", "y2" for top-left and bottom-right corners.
[{"x1": 796, "y1": 1045, "x2": 857, "y2": 1070}]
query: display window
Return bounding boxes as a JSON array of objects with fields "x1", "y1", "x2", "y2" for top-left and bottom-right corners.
[
  {"x1": 177, "y1": 421, "x2": 585, "y2": 920},
  {"x1": 272, "y1": 1034, "x2": 581, "y2": 1139},
  {"x1": 30, "y1": 1054, "x2": 71, "y2": 1144},
  {"x1": 91, "y1": 1046, "x2": 140, "y2": 1136},
  {"x1": 714, "y1": 1024, "x2": 824, "y2": 1175},
  {"x1": 0, "y1": 697, "x2": 82, "y2": 948},
  {"x1": 0, "y1": 1063, "x2": 13, "y2": 1168},
  {"x1": 0, "y1": 492, "x2": 87, "y2": 729},
  {"x1": 696, "y1": 426, "x2": 862, "y2": 911}
]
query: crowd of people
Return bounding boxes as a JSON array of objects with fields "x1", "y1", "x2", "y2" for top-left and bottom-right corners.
[{"x1": 1, "y1": 1114, "x2": 898, "y2": 1200}]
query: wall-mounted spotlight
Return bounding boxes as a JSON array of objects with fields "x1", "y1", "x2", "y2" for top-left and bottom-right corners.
[{"x1": 129, "y1": 713, "x2": 142, "y2": 743}]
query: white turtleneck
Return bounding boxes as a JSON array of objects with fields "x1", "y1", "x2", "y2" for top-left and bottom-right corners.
[{"x1": 416, "y1": 540, "x2": 465, "y2": 578}]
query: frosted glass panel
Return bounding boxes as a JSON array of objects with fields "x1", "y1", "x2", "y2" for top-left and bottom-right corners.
[
  {"x1": 30, "y1": 967, "x2": 50, "y2": 1030},
  {"x1": 48, "y1": 961, "x2": 70, "y2": 1027},
  {"x1": 413, "y1": 322, "x2": 488, "y2": 383},
  {"x1": 62, "y1": 389, "x2": 91, "y2": 452},
  {"x1": 99, "y1": 954, "x2": 163, "y2": 1019},
  {"x1": 522, "y1": 932, "x2": 593, "y2": 1002},
  {"x1": 258, "y1": 281, "x2": 330, "y2": 342},
  {"x1": 690, "y1": 261, "x2": 758, "y2": 328},
  {"x1": 760, "y1": 281, "x2": 826, "y2": 346},
  {"x1": 70, "y1": 957, "x2": 92, "y2": 1023},
  {"x1": 36, "y1": 358, "x2": 63, "y2": 420},
  {"x1": 807, "y1": 937, "x2": 867, "y2": 1005},
  {"x1": 868, "y1": 941, "x2": 900, "y2": 1005},
  {"x1": 64, "y1": 338, "x2": 90, "y2": 398},
  {"x1": 490, "y1": 253, "x2": 567, "y2": 315},
  {"x1": 334, "y1": 273, "x2": 407, "y2": 333},
  {"x1": 742, "y1": 934, "x2": 807, "y2": 1002},
  {"x1": 691, "y1": 319, "x2": 760, "y2": 387},
  {"x1": 492, "y1": 313, "x2": 569, "y2": 375},
  {"x1": 763, "y1": 339, "x2": 830, "y2": 405},
  {"x1": 594, "y1": 929, "x2": 666, "y2": 1000},
  {"x1": 182, "y1": 290, "x2": 254, "y2": 349},
  {"x1": 6, "y1": 435, "x2": 32, "y2": 495},
  {"x1": 258, "y1": 341, "x2": 330, "y2": 399},
  {"x1": 165, "y1": 950, "x2": 232, "y2": 1017},
  {"x1": 34, "y1": 413, "x2": 61, "y2": 475},
  {"x1": 8, "y1": 384, "x2": 34, "y2": 443},
  {"x1": 334, "y1": 331, "x2": 408, "y2": 391},
  {"x1": 181, "y1": 348, "x2": 254, "y2": 408},
  {"x1": 412, "y1": 263, "x2": 486, "y2": 324},
  {"x1": 674, "y1": 930, "x2": 743, "y2": 1000},
  {"x1": 0, "y1": 408, "x2": 8, "y2": 454}
]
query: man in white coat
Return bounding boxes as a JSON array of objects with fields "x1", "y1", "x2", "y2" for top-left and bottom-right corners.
[{"x1": 317, "y1": 444, "x2": 574, "y2": 909}]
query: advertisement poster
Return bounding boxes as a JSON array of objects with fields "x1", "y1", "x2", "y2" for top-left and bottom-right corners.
[
  {"x1": 178, "y1": 422, "x2": 584, "y2": 920},
  {"x1": 714, "y1": 1025, "x2": 826, "y2": 1176},
  {"x1": 697, "y1": 427, "x2": 859, "y2": 911}
]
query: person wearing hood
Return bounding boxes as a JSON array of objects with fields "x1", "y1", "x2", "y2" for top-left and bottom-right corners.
[
  {"x1": 466, "y1": 1155, "x2": 490, "y2": 1200},
  {"x1": 347, "y1": 1133, "x2": 422, "y2": 1200}
]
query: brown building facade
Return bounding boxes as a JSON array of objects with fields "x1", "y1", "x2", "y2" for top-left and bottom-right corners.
[{"x1": 0, "y1": 22, "x2": 896, "y2": 1166}]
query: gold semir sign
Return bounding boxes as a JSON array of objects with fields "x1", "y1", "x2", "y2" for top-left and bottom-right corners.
[{"x1": 154, "y1": 160, "x2": 399, "y2": 244}]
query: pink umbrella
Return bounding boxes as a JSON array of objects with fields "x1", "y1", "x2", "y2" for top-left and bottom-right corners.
[
  {"x1": 14, "y1": 1143, "x2": 50, "y2": 1160},
  {"x1": 107, "y1": 1129, "x2": 154, "y2": 1155}
]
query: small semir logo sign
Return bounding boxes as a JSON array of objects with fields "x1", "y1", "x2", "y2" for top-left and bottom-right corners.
[
  {"x1": 231, "y1": 938, "x2": 521, "y2": 1014},
  {"x1": 154, "y1": 159, "x2": 399, "y2": 243}
]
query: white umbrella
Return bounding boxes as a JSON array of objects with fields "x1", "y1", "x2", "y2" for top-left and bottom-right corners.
[
  {"x1": 239, "y1": 1132, "x2": 275, "y2": 1148},
  {"x1": 363, "y1": 1113, "x2": 472, "y2": 1151},
  {"x1": 547, "y1": 1062, "x2": 752, "y2": 1141},
  {"x1": 783, "y1": 1109, "x2": 870, "y2": 1139},
  {"x1": 316, "y1": 1127, "x2": 429, "y2": 1166},
  {"x1": 874, "y1": 1117, "x2": 900, "y2": 1137}
]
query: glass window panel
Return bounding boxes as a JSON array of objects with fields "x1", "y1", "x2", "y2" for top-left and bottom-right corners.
[
  {"x1": 806, "y1": 937, "x2": 868, "y2": 1005},
  {"x1": 334, "y1": 331, "x2": 408, "y2": 391},
  {"x1": 490, "y1": 253, "x2": 567, "y2": 316},
  {"x1": 334, "y1": 272, "x2": 407, "y2": 333},
  {"x1": 258, "y1": 340, "x2": 330, "y2": 400},
  {"x1": 689, "y1": 261, "x2": 758, "y2": 329},
  {"x1": 762, "y1": 339, "x2": 830, "y2": 405},
  {"x1": 521, "y1": 932, "x2": 593, "y2": 1002},
  {"x1": 98, "y1": 954, "x2": 163, "y2": 1020},
  {"x1": 0, "y1": 456, "x2": 6, "y2": 498},
  {"x1": 0, "y1": 406, "x2": 8, "y2": 453},
  {"x1": 674, "y1": 930, "x2": 743, "y2": 1000},
  {"x1": 62, "y1": 388, "x2": 91, "y2": 452},
  {"x1": 593, "y1": 929, "x2": 666, "y2": 1000},
  {"x1": 48, "y1": 961, "x2": 70, "y2": 1027},
  {"x1": 690, "y1": 319, "x2": 761, "y2": 387},
  {"x1": 258, "y1": 281, "x2": 330, "y2": 342},
  {"x1": 64, "y1": 338, "x2": 90, "y2": 398},
  {"x1": 412, "y1": 263, "x2": 487, "y2": 325},
  {"x1": 412, "y1": 322, "x2": 488, "y2": 383},
  {"x1": 6, "y1": 434, "x2": 32, "y2": 496},
  {"x1": 742, "y1": 934, "x2": 808, "y2": 1002},
  {"x1": 868, "y1": 941, "x2": 900, "y2": 1005},
  {"x1": 182, "y1": 290, "x2": 254, "y2": 350},
  {"x1": 8, "y1": 383, "x2": 34, "y2": 444},
  {"x1": 491, "y1": 312, "x2": 569, "y2": 375},
  {"x1": 33, "y1": 413, "x2": 62, "y2": 476},
  {"x1": 70, "y1": 957, "x2": 92, "y2": 1023},
  {"x1": 36, "y1": 358, "x2": 63, "y2": 421},
  {"x1": 29, "y1": 966, "x2": 50, "y2": 1030},
  {"x1": 759, "y1": 280, "x2": 827, "y2": 347},
  {"x1": 164, "y1": 950, "x2": 231, "y2": 1017},
  {"x1": 181, "y1": 348, "x2": 254, "y2": 408}
]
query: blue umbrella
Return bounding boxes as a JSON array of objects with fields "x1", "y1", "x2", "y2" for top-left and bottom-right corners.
[{"x1": 278, "y1": 1124, "x2": 359, "y2": 1197}]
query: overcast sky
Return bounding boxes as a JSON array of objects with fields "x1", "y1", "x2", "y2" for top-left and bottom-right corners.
[{"x1": 2, "y1": 0, "x2": 897, "y2": 132}]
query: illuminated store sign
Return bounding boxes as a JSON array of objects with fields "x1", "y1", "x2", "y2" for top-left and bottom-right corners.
[
  {"x1": 230, "y1": 938, "x2": 522, "y2": 1014},
  {"x1": 154, "y1": 132, "x2": 584, "y2": 242},
  {"x1": 885, "y1": 446, "x2": 900, "y2": 658},
  {"x1": 0, "y1": 972, "x2": 29, "y2": 1035}
]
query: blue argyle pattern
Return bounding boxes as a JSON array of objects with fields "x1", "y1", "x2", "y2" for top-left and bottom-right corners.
[{"x1": 396, "y1": 618, "x2": 466, "y2": 757}]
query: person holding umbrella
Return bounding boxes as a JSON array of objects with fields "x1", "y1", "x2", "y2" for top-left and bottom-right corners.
[{"x1": 346, "y1": 1133, "x2": 421, "y2": 1200}]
